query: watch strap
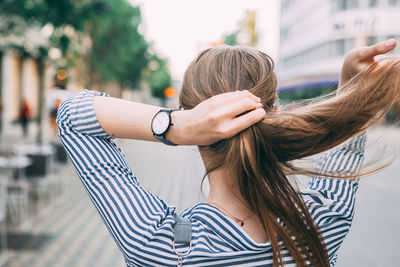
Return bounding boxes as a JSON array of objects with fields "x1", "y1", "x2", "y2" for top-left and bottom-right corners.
[
  {"x1": 152, "y1": 108, "x2": 179, "y2": 146},
  {"x1": 154, "y1": 134, "x2": 178, "y2": 146}
]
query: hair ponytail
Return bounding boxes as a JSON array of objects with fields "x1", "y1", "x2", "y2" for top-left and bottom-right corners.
[
  {"x1": 180, "y1": 45, "x2": 400, "y2": 266},
  {"x1": 223, "y1": 125, "x2": 329, "y2": 267},
  {"x1": 263, "y1": 59, "x2": 400, "y2": 163}
]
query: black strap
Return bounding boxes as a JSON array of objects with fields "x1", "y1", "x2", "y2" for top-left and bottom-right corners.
[{"x1": 173, "y1": 214, "x2": 192, "y2": 266}]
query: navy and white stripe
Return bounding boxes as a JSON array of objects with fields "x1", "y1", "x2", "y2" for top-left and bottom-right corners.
[{"x1": 57, "y1": 90, "x2": 366, "y2": 266}]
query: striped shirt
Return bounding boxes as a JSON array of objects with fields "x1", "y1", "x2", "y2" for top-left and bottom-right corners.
[{"x1": 57, "y1": 90, "x2": 366, "y2": 266}]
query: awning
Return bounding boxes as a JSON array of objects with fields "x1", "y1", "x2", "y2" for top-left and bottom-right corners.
[{"x1": 278, "y1": 76, "x2": 339, "y2": 93}]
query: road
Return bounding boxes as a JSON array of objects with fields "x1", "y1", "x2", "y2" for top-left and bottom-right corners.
[{"x1": 335, "y1": 128, "x2": 400, "y2": 267}]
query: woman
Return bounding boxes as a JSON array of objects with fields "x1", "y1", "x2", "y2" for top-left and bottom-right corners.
[{"x1": 57, "y1": 39, "x2": 399, "y2": 266}]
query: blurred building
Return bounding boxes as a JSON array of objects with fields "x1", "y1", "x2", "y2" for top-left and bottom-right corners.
[
  {"x1": 0, "y1": 27, "x2": 47, "y2": 128},
  {"x1": 0, "y1": 24, "x2": 89, "y2": 137},
  {"x1": 277, "y1": 0, "x2": 400, "y2": 92}
]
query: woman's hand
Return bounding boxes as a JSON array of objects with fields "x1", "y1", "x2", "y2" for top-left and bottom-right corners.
[
  {"x1": 167, "y1": 90, "x2": 266, "y2": 146},
  {"x1": 339, "y1": 39, "x2": 397, "y2": 89}
]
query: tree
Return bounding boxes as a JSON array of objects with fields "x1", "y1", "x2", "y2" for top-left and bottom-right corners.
[
  {"x1": 222, "y1": 10, "x2": 258, "y2": 47},
  {"x1": 146, "y1": 55, "x2": 172, "y2": 99},
  {"x1": 0, "y1": 0, "x2": 162, "y2": 140},
  {"x1": 0, "y1": 0, "x2": 108, "y2": 56},
  {"x1": 0, "y1": 0, "x2": 109, "y2": 142},
  {"x1": 224, "y1": 32, "x2": 238, "y2": 46},
  {"x1": 85, "y1": 0, "x2": 149, "y2": 89}
]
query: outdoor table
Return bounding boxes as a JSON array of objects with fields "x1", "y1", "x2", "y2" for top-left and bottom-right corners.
[
  {"x1": 14, "y1": 144, "x2": 55, "y2": 177},
  {"x1": 0, "y1": 155, "x2": 32, "y2": 231},
  {"x1": 0, "y1": 155, "x2": 31, "y2": 179},
  {"x1": 14, "y1": 144, "x2": 56, "y2": 217}
]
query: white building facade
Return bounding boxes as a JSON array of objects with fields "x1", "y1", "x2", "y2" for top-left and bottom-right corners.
[{"x1": 277, "y1": 0, "x2": 400, "y2": 90}]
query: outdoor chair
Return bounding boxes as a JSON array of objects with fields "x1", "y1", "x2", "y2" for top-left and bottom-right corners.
[
  {"x1": 0, "y1": 176, "x2": 7, "y2": 267},
  {"x1": 15, "y1": 144, "x2": 55, "y2": 218}
]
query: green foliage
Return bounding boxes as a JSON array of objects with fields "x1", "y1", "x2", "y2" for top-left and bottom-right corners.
[
  {"x1": 0, "y1": 0, "x2": 110, "y2": 64},
  {"x1": 86, "y1": 0, "x2": 149, "y2": 87},
  {"x1": 147, "y1": 56, "x2": 171, "y2": 99},
  {"x1": 0, "y1": 0, "x2": 168, "y2": 91},
  {"x1": 222, "y1": 11, "x2": 258, "y2": 47},
  {"x1": 224, "y1": 32, "x2": 238, "y2": 46},
  {"x1": 0, "y1": 0, "x2": 107, "y2": 33}
]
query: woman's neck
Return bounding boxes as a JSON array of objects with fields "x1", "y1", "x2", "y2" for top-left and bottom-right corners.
[
  {"x1": 206, "y1": 166, "x2": 251, "y2": 217},
  {"x1": 205, "y1": 166, "x2": 269, "y2": 243}
]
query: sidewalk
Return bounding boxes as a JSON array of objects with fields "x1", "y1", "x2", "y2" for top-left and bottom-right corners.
[
  {"x1": 4, "y1": 164, "x2": 125, "y2": 267},
  {"x1": 1, "y1": 123, "x2": 125, "y2": 267}
]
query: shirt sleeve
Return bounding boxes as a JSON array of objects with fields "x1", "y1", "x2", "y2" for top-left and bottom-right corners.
[
  {"x1": 57, "y1": 90, "x2": 176, "y2": 263},
  {"x1": 300, "y1": 133, "x2": 367, "y2": 264}
]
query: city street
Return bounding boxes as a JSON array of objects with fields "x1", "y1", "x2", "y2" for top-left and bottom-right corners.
[
  {"x1": 2, "y1": 1, "x2": 400, "y2": 266},
  {"x1": 3, "y1": 126, "x2": 400, "y2": 267}
]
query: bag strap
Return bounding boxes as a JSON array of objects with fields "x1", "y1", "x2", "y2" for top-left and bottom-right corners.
[
  {"x1": 173, "y1": 213, "x2": 192, "y2": 266},
  {"x1": 173, "y1": 213, "x2": 192, "y2": 243}
]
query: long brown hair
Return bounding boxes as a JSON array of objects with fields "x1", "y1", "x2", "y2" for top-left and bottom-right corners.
[{"x1": 179, "y1": 45, "x2": 400, "y2": 266}]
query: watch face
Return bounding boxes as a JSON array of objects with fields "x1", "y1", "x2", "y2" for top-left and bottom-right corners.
[{"x1": 152, "y1": 111, "x2": 170, "y2": 135}]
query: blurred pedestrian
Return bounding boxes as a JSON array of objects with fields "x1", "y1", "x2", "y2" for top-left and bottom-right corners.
[
  {"x1": 58, "y1": 39, "x2": 400, "y2": 266},
  {"x1": 19, "y1": 99, "x2": 31, "y2": 137},
  {"x1": 50, "y1": 98, "x2": 62, "y2": 135},
  {"x1": 0, "y1": 97, "x2": 3, "y2": 136},
  {"x1": 47, "y1": 78, "x2": 71, "y2": 138}
]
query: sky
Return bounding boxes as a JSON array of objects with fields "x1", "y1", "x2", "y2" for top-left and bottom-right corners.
[{"x1": 130, "y1": 0, "x2": 281, "y2": 80}]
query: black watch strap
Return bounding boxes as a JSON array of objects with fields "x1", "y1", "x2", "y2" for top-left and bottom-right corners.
[
  {"x1": 152, "y1": 108, "x2": 179, "y2": 146},
  {"x1": 154, "y1": 134, "x2": 178, "y2": 146}
]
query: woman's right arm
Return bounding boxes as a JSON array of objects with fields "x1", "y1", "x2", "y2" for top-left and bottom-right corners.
[
  {"x1": 57, "y1": 90, "x2": 178, "y2": 263},
  {"x1": 57, "y1": 89, "x2": 264, "y2": 264},
  {"x1": 93, "y1": 89, "x2": 265, "y2": 145}
]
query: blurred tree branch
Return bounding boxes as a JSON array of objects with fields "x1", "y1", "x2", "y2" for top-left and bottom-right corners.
[
  {"x1": 0, "y1": 0, "x2": 172, "y2": 143},
  {"x1": 145, "y1": 55, "x2": 171, "y2": 99},
  {"x1": 0, "y1": 0, "x2": 171, "y2": 96}
]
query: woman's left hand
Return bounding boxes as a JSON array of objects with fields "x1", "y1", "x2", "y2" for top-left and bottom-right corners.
[
  {"x1": 339, "y1": 39, "x2": 397, "y2": 89},
  {"x1": 167, "y1": 90, "x2": 266, "y2": 146}
]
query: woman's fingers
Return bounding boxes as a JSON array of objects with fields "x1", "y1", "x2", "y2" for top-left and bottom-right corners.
[
  {"x1": 214, "y1": 90, "x2": 261, "y2": 105},
  {"x1": 206, "y1": 90, "x2": 262, "y2": 120},
  {"x1": 188, "y1": 90, "x2": 264, "y2": 144},
  {"x1": 229, "y1": 108, "x2": 266, "y2": 135},
  {"x1": 221, "y1": 97, "x2": 262, "y2": 118},
  {"x1": 358, "y1": 39, "x2": 396, "y2": 61},
  {"x1": 340, "y1": 39, "x2": 397, "y2": 88},
  {"x1": 231, "y1": 90, "x2": 261, "y2": 103}
]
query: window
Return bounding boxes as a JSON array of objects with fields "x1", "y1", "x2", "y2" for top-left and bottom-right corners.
[
  {"x1": 336, "y1": 39, "x2": 354, "y2": 56},
  {"x1": 368, "y1": 36, "x2": 379, "y2": 45},
  {"x1": 386, "y1": 34, "x2": 398, "y2": 39},
  {"x1": 282, "y1": 39, "x2": 355, "y2": 69},
  {"x1": 282, "y1": 0, "x2": 289, "y2": 10},
  {"x1": 280, "y1": 27, "x2": 289, "y2": 41},
  {"x1": 332, "y1": 0, "x2": 359, "y2": 12},
  {"x1": 282, "y1": 0, "x2": 295, "y2": 11},
  {"x1": 369, "y1": 0, "x2": 378, "y2": 7}
]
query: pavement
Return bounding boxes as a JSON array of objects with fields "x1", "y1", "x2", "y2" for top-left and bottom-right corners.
[
  {"x1": 1, "y1": 123, "x2": 399, "y2": 267},
  {"x1": 0, "y1": 123, "x2": 125, "y2": 267},
  {"x1": 335, "y1": 128, "x2": 400, "y2": 267}
]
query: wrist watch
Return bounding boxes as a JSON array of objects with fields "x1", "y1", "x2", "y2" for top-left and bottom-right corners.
[{"x1": 151, "y1": 108, "x2": 179, "y2": 146}]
